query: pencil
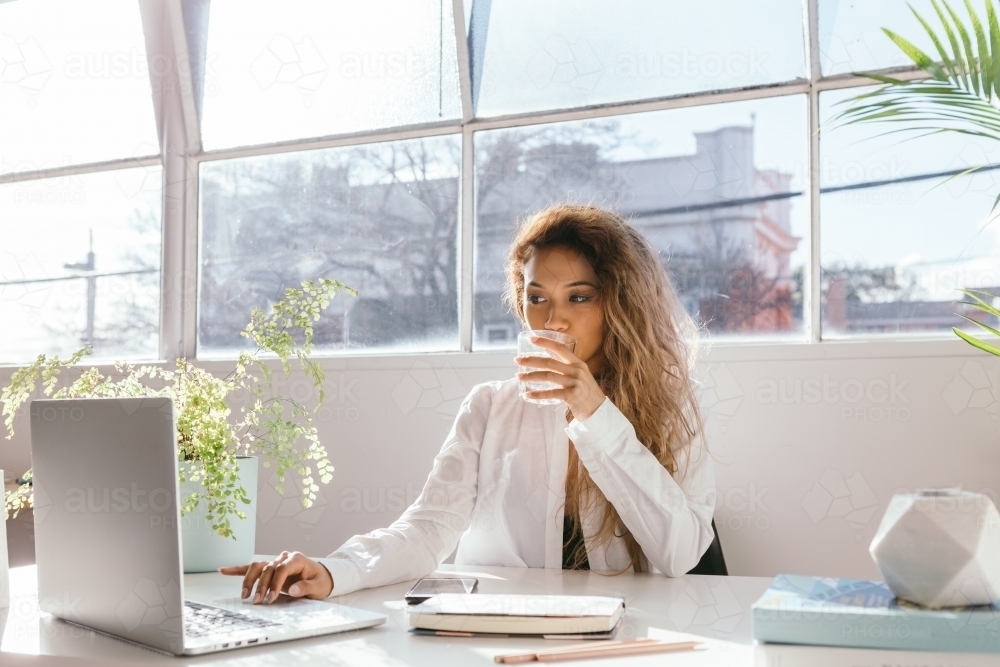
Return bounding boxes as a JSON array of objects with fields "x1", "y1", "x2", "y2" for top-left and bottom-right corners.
[
  {"x1": 493, "y1": 639, "x2": 655, "y2": 664},
  {"x1": 493, "y1": 638, "x2": 697, "y2": 664},
  {"x1": 536, "y1": 640, "x2": 700, "y2": 662}
]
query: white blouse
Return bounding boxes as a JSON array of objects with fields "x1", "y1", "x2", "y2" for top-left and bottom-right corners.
[{"x1": 318, "y1": 377, "x2": 716, "y2": 597}]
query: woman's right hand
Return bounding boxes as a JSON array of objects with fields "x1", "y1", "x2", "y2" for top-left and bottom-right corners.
[{"x1": 219, "y1": 551, "x2": 334, "y2": 604}]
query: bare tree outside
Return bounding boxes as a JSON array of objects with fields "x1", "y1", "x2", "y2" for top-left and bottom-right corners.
[
  {"x1": 474, "y1": 118, "x2": 804, "y2": 345},
  {"x1": 199, "y1": 135, "x2": 462, "y2": 354},
  {"x1": 198, "y1": 117, "x2": 806, "y2": 353}
]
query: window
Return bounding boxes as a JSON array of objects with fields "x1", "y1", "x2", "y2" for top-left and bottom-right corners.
[
  {"x1": 1, "y1": 1, "x2": 989, "y2": 364},
  {"x1": 0, "y1": 167, "x2": 163, "y2": 363},
  {"x1": 198, "y1": 135, "x2": 461, "y2": 356},
  {"x1": 820, "y1": 87, "x2": 1000, "y2": 336},
  {"x1": 471, "y1": 0, "x2": 806, "y2": 117},
  {"x1": 474, "y1": 96, "x2": 809, "y2": 347},
  {"x1": 818, "y1": 0, "x2": 934, "y2": 76},
  {"x1": 0, "y1": 0, "x2": 159, "y2": 172},
  {"x1": 201, "y1": 0, "x2": 462, "y2": 150}
]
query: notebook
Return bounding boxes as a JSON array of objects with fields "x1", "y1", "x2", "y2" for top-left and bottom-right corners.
[{"x1": 407, "y1": 594, "x2": 625, "y2": 635}]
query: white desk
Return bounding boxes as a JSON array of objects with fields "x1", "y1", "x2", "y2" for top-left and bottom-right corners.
[
  {"x1": 1, "y1": 563, "x2": 997, "y2": 667},
  {"x1": 1, "y1": 561, "x2": 768, "y2": 666}
]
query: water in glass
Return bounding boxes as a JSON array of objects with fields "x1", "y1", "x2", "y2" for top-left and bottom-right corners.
[{"x1": 517, "y1": 330, "x2": 576, "y2": 405}]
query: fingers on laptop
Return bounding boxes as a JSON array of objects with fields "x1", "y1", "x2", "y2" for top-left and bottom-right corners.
[
  {"x1": 219, "y1": 552, "x2": 331, "y2": 604},
  {"x1": 217, "y1": 554, "x2": 285, "y2": 602}
]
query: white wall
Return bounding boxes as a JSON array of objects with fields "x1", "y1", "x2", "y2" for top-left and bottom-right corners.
[{"x1": 2, "y1": 339, "x2": 997, "y2": 580}]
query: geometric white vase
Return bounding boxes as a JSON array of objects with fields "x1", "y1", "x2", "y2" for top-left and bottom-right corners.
[
  {"x1": 869, "y1": 488, "x2": 1000, "y2": 608},
  {"x1": 178, "y1": 456, "x2": 257, "y2": 574}
]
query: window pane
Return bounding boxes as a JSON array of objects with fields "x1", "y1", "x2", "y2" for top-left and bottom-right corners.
[
  {"x1": 199, "y1": 136, "x2": 461, "y2": 356},
  {"x1": 474, "y1": 96, "x2": 809, "y2": 347},
  {"x1": 0, "y1": 167, "x2": 163, "y2": 363},
  {"x1": 472, "y1": 0, "x2": 805, "y2": 118},
  {"x1": 820, "y1": 87, "x2": 1000, "y2": 336},
  {"x1": 0, "y1": 0, "x2": 159, "y2": 173},
  {"x1": 201, "y1": 0, "x2": 462, "y2": 150},
  {"x1": 819, "y1": 0, "x2": 932, "y2": 76}
]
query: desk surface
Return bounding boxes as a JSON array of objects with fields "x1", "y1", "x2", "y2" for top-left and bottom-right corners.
[{"x1": 1, "y1": 561, "x2": 768, "y2": 666}]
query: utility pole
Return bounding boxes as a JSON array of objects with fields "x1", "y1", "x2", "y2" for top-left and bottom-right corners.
[{"x1": 64, "y1": 229, "x2": 96, "y2": 347}]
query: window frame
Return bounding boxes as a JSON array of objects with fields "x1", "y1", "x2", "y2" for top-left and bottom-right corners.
[{"x1": 2, "y1": 0, "x2": 971, "y2": 368}]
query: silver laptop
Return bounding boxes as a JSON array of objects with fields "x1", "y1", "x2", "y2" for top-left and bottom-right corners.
[{"x1": 29, "y1": 397, "x2": 385, "y2": 656}]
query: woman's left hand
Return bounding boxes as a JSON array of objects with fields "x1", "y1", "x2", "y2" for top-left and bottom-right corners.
[{"x1": 515, "y1": 335, "x2": 606, "y2": 421}]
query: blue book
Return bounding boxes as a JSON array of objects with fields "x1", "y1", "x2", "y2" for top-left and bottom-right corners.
[{"x1": 752, "y1": 575, "x2": 1000, "y2": 654}]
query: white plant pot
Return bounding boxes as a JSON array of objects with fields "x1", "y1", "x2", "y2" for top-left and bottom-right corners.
[
  {"x1": 869, "y1": 488, "x2": 1000, "y2": 608},
  {"x1": 179, "y1": 457, "x2": 257, "y2": 574}
]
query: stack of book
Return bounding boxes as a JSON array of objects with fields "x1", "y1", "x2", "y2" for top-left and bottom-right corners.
[{"x1": 752, "y1": 574, "x2": 1000, "y2": 656}]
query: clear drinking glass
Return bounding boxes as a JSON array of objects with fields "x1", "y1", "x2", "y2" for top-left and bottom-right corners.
[{"x1": 517, "y1": 330, "x2": 577, "y2": 405}]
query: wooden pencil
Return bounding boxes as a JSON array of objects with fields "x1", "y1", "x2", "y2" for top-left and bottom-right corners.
[
  {"x1": 493, "y1": 638, "x2": 698, "y2": 664},
  {"x1": 536, "y1": 640, "x2": 701, "y2": 662},
  {"x1": 493, "y1": 638, "x2": 656, "y2": 663}
]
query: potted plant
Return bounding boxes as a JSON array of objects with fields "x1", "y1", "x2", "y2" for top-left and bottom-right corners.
[
  {"x1": 1, "y1": 278, "x2": 355, "y2": 572},
  {"x1": 831, "y1": 0, "x2": 1000, "y2": 351}
]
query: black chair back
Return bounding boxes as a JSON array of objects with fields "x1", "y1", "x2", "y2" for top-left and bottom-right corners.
[{"x1": 686, "y1": 519, "x2": 728, "y2": 576}]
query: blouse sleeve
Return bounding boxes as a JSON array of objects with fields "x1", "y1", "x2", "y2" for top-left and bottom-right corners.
[
  {"x1": 565, "y1": 397, "x2": 716, "y2": 577},
  {"x1": 315, "y1": 383, "x2": 493, "y2": 597}
]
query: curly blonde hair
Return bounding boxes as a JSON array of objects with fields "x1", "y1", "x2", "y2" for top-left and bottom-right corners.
[{"x1": 503, "y1": 204, "x2": 704, "y2": 572}]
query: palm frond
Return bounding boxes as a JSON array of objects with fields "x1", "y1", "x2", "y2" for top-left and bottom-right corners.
[
  {"x1": 830, "y1": 2, "x2": 1000, "y2": 358},
  {"x1": 958, "y1": 287, "x2": 1000, "y2": 315},
  {"x1": 833, "y1": 0, "x2": 1000, "y2": 138},
  {"x1": 953, "y1": 326, "x2": 1000, "y2": 355},
  {"x1": 932, "y1": 0, "x2": 970, "y2": 86},
  {"x1": 953, "y1": 289, "x2": 1000, "y2": 358}
]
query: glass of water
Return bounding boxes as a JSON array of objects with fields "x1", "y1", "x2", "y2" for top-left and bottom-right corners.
[{"x1": 517, "y1": 330, "x2": 577, "y2": 405}]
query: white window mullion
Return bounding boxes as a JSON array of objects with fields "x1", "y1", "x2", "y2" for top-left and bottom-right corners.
[
  {"x1": 806, "y1": 0, "x2": 822, "y2": 343},
  {"x1": 460, "y1": 125, "x2": 476, "y2": 352},
  {"x1": 453, "y1": 0, "x2": 475, "y2": 351},
  {"x1": 141, "y1": 0, "x2": 203, "y2": 360}
]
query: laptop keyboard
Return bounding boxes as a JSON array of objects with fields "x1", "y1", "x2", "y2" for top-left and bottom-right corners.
[{"x1": 184, "y1": 601, "x2": 282, "y2": 639}]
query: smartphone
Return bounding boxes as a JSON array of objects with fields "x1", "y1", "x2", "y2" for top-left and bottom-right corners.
[{"x1": 404, "y1": 577, "x2": 479, "y2": 605}]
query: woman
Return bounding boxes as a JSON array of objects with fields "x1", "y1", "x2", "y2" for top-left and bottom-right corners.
[{"x1": 222, "y1": 205, "x2": 716, "y2": 604}]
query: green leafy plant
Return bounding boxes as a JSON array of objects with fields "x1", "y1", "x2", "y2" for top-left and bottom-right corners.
[
  {"x1": 2, "y1": 278, "x2": 356, "y2": 537},
  {"x1": 832, "y1": 0, "x2": 1000, "y2": 171},
  {"x1": 953, "y1": 288, "x2": 1000, "y2": 353},
  {"x1": 831, "y1": 0, "x2": 1000, "y2": 352}
]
